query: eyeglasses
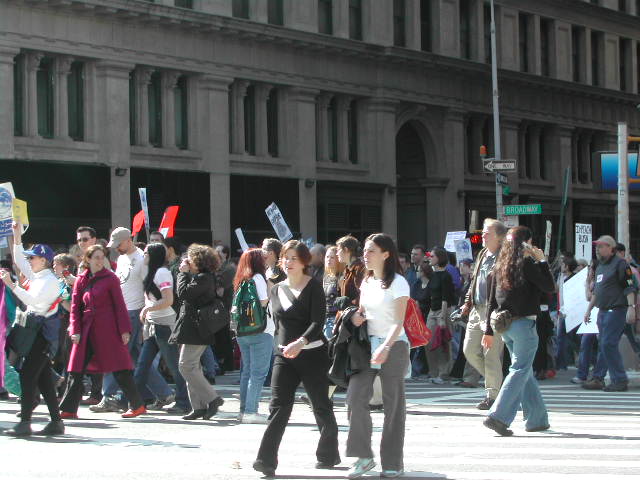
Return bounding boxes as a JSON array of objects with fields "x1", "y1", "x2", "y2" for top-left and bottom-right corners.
[
  {"x1": 26, "y1": 257, "x2": 35, "y2": 261},
  {"x1": 77, "y1": 237, "x2": 91, "y2": 243}
]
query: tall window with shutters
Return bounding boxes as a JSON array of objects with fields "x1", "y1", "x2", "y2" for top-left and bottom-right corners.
[
  {"x1": 318, "y1": 0, "x2": 333, "y2": 34},
  {"x1": 267, "y1": 88, "x2": 278, "y2": 157},
  {"x1": 13, "y1": 54, "x2": 24, "y2": 137},
  {"x1": 421, "y1": 0, "x2": 432, "y2": 52},
  {"x1": 68, "y1": 61, "x2": 84, "y2": 141},
  {"x1": 393, "y1": 0, "x2": 406, "y2": 47},
  {"x1": 327, "y1": 97, "x2": 338, "y2": 162},
  {"x1": 348, "y1": 100, "x2": 358, "y2": 164},
  {"x1": 232, "y1": 0, "x2": 250, "y2": 19},
  {"x1": 267, "y1": 0, "x2": 284, "y2": 26},
  {"x1": 37, "y1": 57, "x2": 54, "y2": 139},
  {"x1": 129, "y1": 71, "x2": 136, "y2": 145},
  {"x1": 175, "y1": 75, "x2": 188, "y2": 149},
  {"x1": 148, "y1": 71, "x2": 162, "y2": 147},
  {"x1": 349, "y1": 0, "x2": 363, "y2": 41},
  {"x1": 244, "y1": 85, "x2": 256, "y2": 155}
]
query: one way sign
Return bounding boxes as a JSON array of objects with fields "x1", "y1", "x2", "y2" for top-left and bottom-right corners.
[{"x1": 483, "y1": 159, "x2": 517, "y2": 173}]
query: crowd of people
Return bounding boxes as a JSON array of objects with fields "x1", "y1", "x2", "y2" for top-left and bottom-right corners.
[{"x1": 0, "y1": 218, "x2": 638, "y2": 478}]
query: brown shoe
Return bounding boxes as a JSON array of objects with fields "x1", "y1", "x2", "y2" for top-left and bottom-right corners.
[
  {"x1": 582, "y1": 378, "x2": 604, "y2": 390},
  {"x1": 476, "y1": 398, "x2": 495, "y2": 410},
  {"x1": 456, "y1": 381, "x2": 478, "y2": 388}
]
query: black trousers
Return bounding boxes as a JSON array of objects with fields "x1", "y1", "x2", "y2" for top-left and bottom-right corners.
[
  {"x1": 20, "y1": 333, "x2": 61, "y2": 422},
  {"x1": 256, "y1": 345, "x2": 340, "y2": 469},
  {"x1": 59, "y1": 341, "x2": 143, "y2": 414}
]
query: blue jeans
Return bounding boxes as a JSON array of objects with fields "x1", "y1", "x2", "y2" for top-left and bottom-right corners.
[
  {"x1": 576, "y1": 333, "x2": 597, "y2": 380},
  {"x1": 323, "y1": 316, "x2": 335, "y2": 341},
  {"x1": 489, "y1": 317, "x2": 548, "y2": 429},
  {"x1": 237, "y1": 333, "x2": 273, "y2": 414},
  {"x1": 200, "y1": 346, "x2": 219, "y2": 378},
  {"x1": 103, "y1": 309, "x2": 171, "y2": 399},
  {"x1": 592, "y1": 308, "x2": 628, "y2": 384},
  {"x1": 134, "y1": 325, "x2": 190, "y2": 410}
]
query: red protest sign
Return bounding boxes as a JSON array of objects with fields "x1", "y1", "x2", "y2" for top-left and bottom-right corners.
[
  {"x1": 159, "y1": 206, "x2": 179, "y2": 238},
  {"x1": 132, "y1": 210, "x2": 145, "y2": 236}
]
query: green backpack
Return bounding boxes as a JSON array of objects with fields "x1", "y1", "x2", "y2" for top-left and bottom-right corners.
[{"x1": 231, "y1": 279, "x2": 267, "y2": 337}]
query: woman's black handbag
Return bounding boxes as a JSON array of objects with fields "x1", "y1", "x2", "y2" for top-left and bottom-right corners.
[
  {"x1": 7, "y1": 311, "x2": 44, "y2": 357},
  {"x1": 196, "y1": 299, "x2": 230, "y2": 338}
]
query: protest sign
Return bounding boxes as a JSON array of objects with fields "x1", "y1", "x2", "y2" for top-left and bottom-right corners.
[
  {"x1": 159, "y1": 206, "x2": 179, "y2": 238},
  {"x1": 0, "y1": 182, "x2": 16, "y2": 238},
  {"x1": 577, "y1": 320, "x2": 598, "y2": 335},
  {"x1": 235, "y1": 228, "x2": 249, "y2": 252},
  {"x1": 265, "y1": 202, "x2": 293, "y2": 243},
  {"x1": 544, "y1": 220, "x2": 552, "y2": 257},
  {"x1": 444, "y1": 231, "x2": 467, "y2": 252},
  {"x1": 575, "y1": 223, "x2": 592, "y2": 263},
  {"x1": 138, "y1": 188, "x2": 151, "y2": 240},
  {"x1": 132, "y1": 210, "x2": 145, "y2": 236},
  {"x1": 560, "y1": 267, "x2": 599, "y2": 332},
  {"x1": 454, "y1": 239, "x2": 473, "y2": 263},
  {"x1": 12, "y1": 198, "x2": 29, "y2": 226}
]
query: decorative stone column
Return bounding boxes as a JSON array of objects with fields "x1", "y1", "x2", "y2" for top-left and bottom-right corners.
[
  {"x1": 254, "y1": 83, "x2": 272, "y2": 157},
  {"x1": 336, "y1": 95, "x2": 351, "y2": 164},
  {"x1": 135, "y1": 67, "x2": 153, "y2": 146},
  {"x1": 54, "y1": 56, "x2": 73, "y2": 140},
  {"x1": 315, "y1": 93, "x2": 331, "y2": 162},
  {"x1": 230, "y1": 80, "x2": 249, "y2": 154},
  {"x1": 162, "y1": 70, "x2": 180, "y2": 149},
  {"x1": 332, "y1": 0, "x2": 349, "y2": 39},
  {"x1": 405, "y1": 0, "x2": 421, "y2": 50},
  {"x1": 0, "y1": 46, "x2": 20, "y2": 157},
  {"x1": 25, "y1": 51, "x2": 43, "y2": 138}
]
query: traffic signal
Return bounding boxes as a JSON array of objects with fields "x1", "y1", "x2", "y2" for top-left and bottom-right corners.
[{"x1": 469, "y1": 232, "x2": 482, "y2": 246}]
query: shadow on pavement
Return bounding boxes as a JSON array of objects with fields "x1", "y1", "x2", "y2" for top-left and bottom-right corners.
[
  {"x1": 526, "y1": 431, "x2": 640, "y2": 441},
  {"x1": 274, "y1": 473, "x2": 448, "y2": 480},
  {"x1": 129, "y1": 417, "x2": 238, "y2": 427},
  {"x1": 407, "y1": 410, "x2": 484, "y2": 418}
]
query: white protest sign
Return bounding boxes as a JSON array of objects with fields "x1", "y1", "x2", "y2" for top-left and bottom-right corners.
[
  {"x1": 265, "y1": 202, "x2": 293, "y2": 243},
  {"x1": 0, "y1": 236, "x2": 7, "y2": 248},
  {"x1": 577, "y1": 319, "x2": 598, "y2": 334},
  {"x1": 454, "y1": 239, "x2": 473, "y2": 263},
  {"x1": 503, "y1": 215, "x2": 519, "y2": 228},
  {"x1": 575, "y1": 223, "x2": 592, "y2": 263},
  {"x1": 234, "y1": 228, "x2": 249, "y2": 252},
  {"x1": 544, "y1": 220, "x2": 552, "y2": 257},
  {"x1": 0, "y1": 182, "x2": 16, "y2": 238},
  {"x1": 444, "y1": 231, "x2": 467, "y2": 252},
  {"x1": 138, "y1": 188, "x2": 151, "y2": 239},
  {"x1": 560, "y1": 267, "x2": 599, "y2": 332}
]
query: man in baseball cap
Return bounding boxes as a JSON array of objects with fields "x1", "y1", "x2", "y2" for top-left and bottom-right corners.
[
  {"x1": 107, "y1": 227, "x2": 132, "y2": 249},
  {"x1": 593, "y1": 235, "x2": 616, "y2": 249}
]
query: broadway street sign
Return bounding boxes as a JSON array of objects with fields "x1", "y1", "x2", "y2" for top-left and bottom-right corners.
[
  {"x1": 504, "y1": 204, "x2": 542, "y2": 216},
  {"x1": 483, "y1": 159, "x2": 517, "y2": 173}
]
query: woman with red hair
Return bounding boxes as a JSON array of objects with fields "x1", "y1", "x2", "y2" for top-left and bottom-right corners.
[{"x1": 232, "y1": 248, "x2": 272, "y2": 424}]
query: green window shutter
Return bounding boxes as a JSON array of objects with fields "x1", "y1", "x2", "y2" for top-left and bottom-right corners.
[
  {"x1": 328, "y1": 98, "x2": 338, "y2": 162},
  {"x1": 228, "y1": 88, "x2": 234, "y2": 153},
  {"x1": 129, "y1": 71, "x2": 137, "y2": 145},
  {"x1": 318, "y1": 0, "x2": 333, "y2": 34},
  {"x1": 393, "y1": 0, "x2": 406, "y2": 47},
  {"x1": 267, "y1": 88, "x2": 278, "y2": 157},
  {"x1": 37, "y1": 57, "x2": 54, "y2": 138},
  {"x1": 68, "y1": 61, "x2": 84, "y2": 141},
  {"x1": 232, "y1": 0, "x2": 250, "y2": 18},
  {"x1": 348, "y1": 100, "x2": 358, "y2": 164},
  {"x1": 267, "y1": 0, "x2": 284, "y2": 25},
  {"x1": 148, "y1": 71, "x2": 162, "y2": 147},
  {"x1": 349, "y1": 0, "x2": 362, "y2": 40},
  {"x1": 175, "y1": 0, "x2": 193, "y2": 8},
  {"x1": 244, "y1": 85, "x2": 256, "y2": 155},
  {"x1": 13, "y1": 54, "x2": 24, "y2": 137},
  {"x1": 175, "y1": 75, "x2": 188, "y2": 149}
]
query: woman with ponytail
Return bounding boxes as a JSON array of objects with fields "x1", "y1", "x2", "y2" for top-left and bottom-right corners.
[{"x1": 134, "y1": 243, "x2": 190, "y2": 414}]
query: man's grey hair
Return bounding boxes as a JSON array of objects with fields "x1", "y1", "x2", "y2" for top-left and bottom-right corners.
[
  {"x1": 310, "y1": 243, "x2": 326, "y2": 256},
  {"x1": 483, "y1": 218, "x2": 508, "y2": 238}
]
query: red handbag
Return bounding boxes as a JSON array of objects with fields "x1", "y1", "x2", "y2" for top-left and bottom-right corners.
[{"x1": 404, "y1": 298, "x2": 432, "y2": 348}]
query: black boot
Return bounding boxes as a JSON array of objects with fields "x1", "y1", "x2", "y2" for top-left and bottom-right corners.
[
  {"x1": 36, "y1": 420, "x2": 65, "y2": 436},
  {"x1": 203, "y1": 396, "x2": 224, "y2": 420},
  {"x1": 5, "y1": 421, "x2": 32, "y2": 437},
  {"x1": 182, "y1": 409, "x2": 207, "y2": 420}
]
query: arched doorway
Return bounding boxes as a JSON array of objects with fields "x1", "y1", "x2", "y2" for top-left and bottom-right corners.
[{"x1": 396, "y1": 122, "x2": 427, "y2": 253}]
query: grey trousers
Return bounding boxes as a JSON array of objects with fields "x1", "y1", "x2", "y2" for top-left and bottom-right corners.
[
  {"x1": 346, "y1": 341, "x2": 409, "y2": 471},
  {"x1": 462, "y1": 306, "x2": 504, "y2": 400},
  {"x1": 178, "y1": 344, "x2": 219, "y2": 410}
]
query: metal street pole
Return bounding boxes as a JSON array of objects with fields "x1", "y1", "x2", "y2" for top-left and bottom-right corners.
[
  {"x1": 489, "y1": 0, "x2": 503, "y2": 221},
  {"x1": 617, "y1": 122, "x2": 629, "y2": 247}
]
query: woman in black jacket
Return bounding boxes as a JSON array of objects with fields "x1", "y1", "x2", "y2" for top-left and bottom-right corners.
[
  {"x1": 481, "y1": 226, "x2": 555, "y2": 436},
  {"x1": 172, "y1": 244, "x2": 224, "y2": 420},
  {"x1": 253, "y1": 240, "x2": 340, "y2": 477}
]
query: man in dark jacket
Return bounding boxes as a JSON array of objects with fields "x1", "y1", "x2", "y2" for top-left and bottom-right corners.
[{"x1": 461, "y1": 219, "x2": 507, "y2": 410}]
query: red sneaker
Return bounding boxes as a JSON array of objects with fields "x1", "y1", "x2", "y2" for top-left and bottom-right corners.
[
  {"x1": 60, "y1": 412, "x2": 79, "y2": 420},
  {"x1": 546, "y1": 369, "x2": 556, "y2": 379},
  {"x1": 121, "y1": 406, "x2": 147, "y2": 418}
]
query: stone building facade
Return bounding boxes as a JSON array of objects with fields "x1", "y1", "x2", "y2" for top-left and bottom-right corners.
[{"x1": 1, "y1": 0, "x2": 639, "y2": 253}]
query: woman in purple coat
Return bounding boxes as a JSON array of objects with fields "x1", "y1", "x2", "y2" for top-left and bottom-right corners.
[{"x1": 59, "y1": 245, "x2": 146, "y2": 419}]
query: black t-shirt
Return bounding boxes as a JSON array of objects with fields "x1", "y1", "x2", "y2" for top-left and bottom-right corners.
[{"x1": 428, "y1": 270, "x2": 455, "y2": 311}]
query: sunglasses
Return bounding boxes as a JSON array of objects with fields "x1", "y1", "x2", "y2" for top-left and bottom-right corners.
[{"x1": 77, "y1": 237, "x2": 91, "y2": 243}]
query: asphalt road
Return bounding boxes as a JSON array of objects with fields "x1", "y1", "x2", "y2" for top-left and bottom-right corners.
[{"x1": 1, "y1": 368, "x2": 639, "y2": 480}]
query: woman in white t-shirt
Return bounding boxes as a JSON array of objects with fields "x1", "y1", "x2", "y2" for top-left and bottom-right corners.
[
  {"x1": 232, "y1": 248, "x2": 273, "y2": 424},
  {"x1": 346, "y1": 233, "x2": 410, "y2": 479},
  {"x1": 134, "y1": 243, "x2": 191, "y2": 413}
]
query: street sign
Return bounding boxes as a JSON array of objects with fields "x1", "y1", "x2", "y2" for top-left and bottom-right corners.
[
  {"x1": 503, "y1": 215, "x2": 519, "y2": 228},
  {"x1": 504, "y1": 204, "x2": 542, "y2": 216},
  {"x1": 483, "y1": 158, "x2": 517, "y2": 173},
  {"x1": 496, "y1": 172, "x2": 508, "y2": 185}
]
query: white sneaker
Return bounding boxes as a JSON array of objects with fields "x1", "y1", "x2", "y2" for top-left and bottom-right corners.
[
  {"x1": 570, "y1": 377, "x2": 585, "y2": 384},
  {"x1": 347, "y1": 458, "x2": 376, "y2": 479},
  {"x1": 241, "y1": 413, "x2": 268, "y2": 424},
  {"x1": 431, "y1": 377, "x2": 445, "y2": 385}
]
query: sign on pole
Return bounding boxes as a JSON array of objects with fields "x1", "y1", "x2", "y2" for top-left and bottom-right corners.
[
  {"x1": 495, "y1": 172, "x2": 508, "y2": 185},
  {"x1": 454, "y1": 239, "x2": 473, "y2": 262},
  {"x1": 504, "y1": 204, "x2": 542, "y2": 216},
  {"x1": 138, "y1": 188, "x2": 151, "y2": 240},
  {"x1": 444, "y1": 231, "x2": 467, "y2": 252},
  {"x1": 234, "y1": 228, "x2": 249, "y2": 252},
  {"x1": 503, "y1": 215, "x2": 519, "y2": 228},
  {"x1": 483, "y1": 158, "x2": 517, "y2": 173},
  {"x1": 265, "y1": 202, "x2": 293, "y2": 243},
  {"x1": 575, "y1": 223, "x2": 592, "y2": 263},
  {"x1": 544, "y1": 220, "x2": 552, "y2": 257}
]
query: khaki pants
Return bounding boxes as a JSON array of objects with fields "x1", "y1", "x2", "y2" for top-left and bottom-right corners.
[{"x1": 462, "y1": 306, "x2": 504, "y2": 399}]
